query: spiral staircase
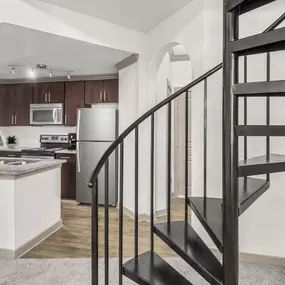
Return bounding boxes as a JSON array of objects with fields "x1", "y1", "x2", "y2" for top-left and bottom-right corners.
[{"x1": 88, "y1": 1, "x2": 285, "y2": 285}]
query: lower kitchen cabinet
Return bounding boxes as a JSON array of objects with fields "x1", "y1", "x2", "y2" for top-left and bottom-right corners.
[
  {"x1": 0, "y1": 151, "x2": 21, "y2": 158},
  {"x1": 56, "y1": 153, "x2": 76, "y2": 200}
]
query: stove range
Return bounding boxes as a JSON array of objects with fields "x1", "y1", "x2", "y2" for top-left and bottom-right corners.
[{"x1": 21, "y1": 135, "x2": 70, "y2": 159}]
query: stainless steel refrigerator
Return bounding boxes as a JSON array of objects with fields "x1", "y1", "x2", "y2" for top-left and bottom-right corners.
[{"x1": 76, "y1": 106, "x2": 118, "y2": 205}]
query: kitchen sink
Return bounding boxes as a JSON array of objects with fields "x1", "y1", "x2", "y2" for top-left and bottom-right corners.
[{"x1": 0, "y1": 159, "x2": 40, "y2": 166}]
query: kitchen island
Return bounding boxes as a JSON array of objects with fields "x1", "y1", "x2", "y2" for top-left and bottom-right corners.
[{"x1": 0, "y1": 157, "x2": 65, "y2": 259}]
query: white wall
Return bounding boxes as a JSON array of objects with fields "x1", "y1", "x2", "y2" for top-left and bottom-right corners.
[{"x1": 0, "y1": 126, "x2": 76, "y2": 147}]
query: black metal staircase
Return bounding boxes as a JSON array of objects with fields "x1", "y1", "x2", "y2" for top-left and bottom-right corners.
[{"x1": 89, "y1": 1, "x2": 285, "y2": 285}]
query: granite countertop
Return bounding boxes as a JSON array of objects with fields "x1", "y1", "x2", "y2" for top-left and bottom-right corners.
[
  {"x1": 0, "y1": 158, "x2": 66, "y2": 177},
  {"x1": 0, "y1": 147, "x2": 29, "y2": 152},
  {"x1": 55, "y1": 149, "x2": 77, "y2": 154}
]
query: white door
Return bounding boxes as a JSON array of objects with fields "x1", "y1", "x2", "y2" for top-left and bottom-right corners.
[{"x1": 174, "y1": 88, "x2": 191, "y2": 197}]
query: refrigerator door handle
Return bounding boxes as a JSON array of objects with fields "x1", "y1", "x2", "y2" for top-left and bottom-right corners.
[
  {"x1": 77, "y1": 142, "x2": 81, "y2": 173},
  {"x1": 77, "y1": 110, "x2": 81, "y2": 140}
]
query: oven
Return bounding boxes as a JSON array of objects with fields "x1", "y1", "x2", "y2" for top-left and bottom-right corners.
[{"x1": 30, "y1": 104, "x2": 63, "y2": 125}]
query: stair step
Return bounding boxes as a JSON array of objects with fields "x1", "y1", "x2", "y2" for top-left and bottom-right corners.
[
  {"x1": 187, "y1": 197, "x2": 223, "y2": 253},
  {"x1": 233, "y1": 81, "x2": 285, "y2": 96},
  {"x1": 239, "y1": 177, "x2": 270, "y2": 214},
  {"x1": 236, "y1": 125, "x2": 285, "y2": 136},
  {"x1": 154, "y1": 221, "x2": 223, "y2": 285},
  {"x1": 239, "y1": 154, "x2": 285, "y2": 176},
  {"x1": 229, "y1": 28, "x2": 285, "y2": 56},
  {"x1": 123, "y1": 251, "x2": 193, "y2": 285},
  {"x1": 227, "y1": 0, "x2": 277, "y2": 14}
]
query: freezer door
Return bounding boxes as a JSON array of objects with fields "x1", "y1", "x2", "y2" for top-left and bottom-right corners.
[
  {"x1": 76, "y1": 141, "x2": 117, "y2": 205},
  {"x1": 77, "y1": 108, "x2": 117, "y2": 141}
]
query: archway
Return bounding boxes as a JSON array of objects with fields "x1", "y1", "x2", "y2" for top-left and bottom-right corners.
[{"x1": 150, "y1": 43, "x2": 192, "y2": 216}]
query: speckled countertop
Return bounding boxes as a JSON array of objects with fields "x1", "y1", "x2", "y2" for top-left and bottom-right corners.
[
  {"x1": 0, "y1": 158, "x2": 66, "y2": 177},
  {"x1": 55, "y1": 149, "x2": 76, "y2": 154}
]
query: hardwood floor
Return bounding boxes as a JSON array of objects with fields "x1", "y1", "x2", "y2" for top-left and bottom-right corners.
[{"x1": 23, "y1": 198, "x2": 190, "y2": 259}]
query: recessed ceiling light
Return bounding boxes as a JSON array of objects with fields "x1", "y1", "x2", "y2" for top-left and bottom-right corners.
[{"x1": 29, "y1": 68, "x2": 35, "y2": 79}]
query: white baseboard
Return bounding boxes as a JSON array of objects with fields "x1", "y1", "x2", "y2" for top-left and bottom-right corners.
[
  {"x1": 0, "y1": 220, "x2": 63, "y2": 259},
  {"x1": 122, "y1": 207, "x2": 167, "y2": 222}
]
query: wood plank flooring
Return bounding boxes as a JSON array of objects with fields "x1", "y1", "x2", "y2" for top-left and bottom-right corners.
[{"x1": 23, "y1": 198, "x2": 190, "y2": 259}]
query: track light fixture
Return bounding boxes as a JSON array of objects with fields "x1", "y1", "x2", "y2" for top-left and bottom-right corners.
[
  {"x1": 67, "y1": 73, "x2": 71, "y2": 80},
  {"x1": 11, "y1": 67, "x2": 16, "y2": 75},
  {"x1": 49, "y1": 71, "x2": 53, "y2": 78}
]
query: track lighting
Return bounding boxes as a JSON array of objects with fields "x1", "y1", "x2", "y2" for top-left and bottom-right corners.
[
  {"x1": 11, "y1": 67, "x2": 16, "y2": 75},
  {"x1": 67, "y1": 73, "x2": 71, "y2": 80},
  {"x1": 49, "y1": 71, "x2": 53, "y2": 78}
]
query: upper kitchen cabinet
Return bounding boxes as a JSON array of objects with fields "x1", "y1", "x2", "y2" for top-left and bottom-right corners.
[
  {"x1": 85, "y1": 79, "x2": 119, "y2": 104},
  {"x1": 14, "y1": 84, "x2": 33, "y2": 126},
  {"x1": 0, "y1": 84, "x2": 33, "y2": 126},
  {"x1": 34, "y1": 82, "x2": 64, "y2": 103},
  {"x1": 85, "y1": 80, "x2": 103, "y2": 104},
  {"x1": 65, "y1": 81, "x2": 85, "y2": 126},
  {"x1": 103, "y1": 79, "x2": 119, "y2": 103},
  {"x1": 0, "y1": 85, "x2": 14, "y2": 126}
]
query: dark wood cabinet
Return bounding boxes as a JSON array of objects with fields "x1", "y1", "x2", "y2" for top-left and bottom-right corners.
[
  {"x1": 34, "y1": 82, "x2": 64, "y2": 103},
  {"x1": 85, "y1": 80, "x2": 103, "y2": 104},
  {"x1": 103, "y1": 79, "x2": 119, "y2": 103},
  {"x1": 65, "y1": 82, "x2": 85, "y2": 126},
  {"x1": 0, "y1": 151, "x2": 21, "y2": 158},
  {"x1": 56, "y1": 153, "x2": 76, "y2": 200},
  {"x1": 85, "y1": 79, "x2": 118, "y2": 104},
  {"x1": 0, "y1": 84, "x2": 33, "y2": 126},
  {"x1": 14, "y1": 84, "x2": 33, "y2": 126}
]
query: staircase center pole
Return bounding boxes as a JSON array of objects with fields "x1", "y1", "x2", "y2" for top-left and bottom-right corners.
[{"x1": 223, "y1": 2, "x2": 239, "y2": 285}]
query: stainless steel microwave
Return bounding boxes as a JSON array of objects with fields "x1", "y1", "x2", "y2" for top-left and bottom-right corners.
[{"x1": 30, "y1": 104, "x2": 63, "y2": 125}]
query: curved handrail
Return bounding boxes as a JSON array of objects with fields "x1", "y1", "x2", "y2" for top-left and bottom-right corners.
[
  {"x1": 88, "y1": 63, "x2": 222, "y2": 187},
  {"x1": 88, "y1": 11, "x2": 285, "y2": 188}
]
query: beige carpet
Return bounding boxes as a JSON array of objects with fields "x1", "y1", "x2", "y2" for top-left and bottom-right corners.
[{"x1": 1, "y1": 258, "x2": 285, "y2": 285}]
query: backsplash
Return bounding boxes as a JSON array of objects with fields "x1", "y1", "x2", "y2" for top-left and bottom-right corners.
[{"x1": 0, "y1": 126, "x2": 76, "y2": 147}]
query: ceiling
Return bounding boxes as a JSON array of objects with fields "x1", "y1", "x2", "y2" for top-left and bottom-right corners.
[
  {"x1": 0, "y1": 23, "x2": 132, "y2": 81},
  {"x1": 36, "y1": 0, "x2": 192, "y2": 32}
]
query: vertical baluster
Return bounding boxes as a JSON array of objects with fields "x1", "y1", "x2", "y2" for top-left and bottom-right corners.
[
  {"x1": 167, "y1": 102, "x2": 172, "y2": 224},
  {"x1": 92, "y1": 178, "x2": 99, "y2": 285},
  {"x1": 266, "y1": 52, "x2": 271, "y2": 181},
  {"x1": 204, "y1": 79, "x2": 208, "y2": 200},
  {"x1": 244, "y1": 56, "x2": 248, "y2": 161},
  {"x1": 104, "y1": 159, "x2": 109, "y2": 285},
  {"x1": 119, "y1": 142, "x2": 124, "y2": 285},
  {"x1": 150, "y1": 114, "x2": 155, "y2": 251},
  {"x1": 135, "y1": 127, "x2": 139, "y2": 258},
  {"x1": 185, "y1": 92, "x2": 189, "y2": 222}
]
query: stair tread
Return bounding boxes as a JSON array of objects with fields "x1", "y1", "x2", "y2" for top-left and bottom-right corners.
[
  {"x1": 154, "y1": 221, "x2": 223, "y2": 285},
  {"x1": 239, "y1": 177, "x2": 270, "y2": 214},
  {"x1": 233, "y1": 80, "x2": 285, "y2": 96},
  {"x1": 238, "y1": 154, "x2": 285, "y2": 176},
  {"x1": 236, "y1": 125, "x2": 285, "y2": 136},
  {"x1": 187, "y1": 197, "x2": 223, "y2": 252},
  {"x1": 227, "y1": 0, "x2": 277, "y2": 14},
  {"x1": 229, "y1": 28, "x2": 285, "y2": 56},
  {"x1": 123, "y1": 251, "x2": 193, "y2": 285}
]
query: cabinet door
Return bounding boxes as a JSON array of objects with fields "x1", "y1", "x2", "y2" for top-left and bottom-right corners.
[
  {"x1": 49, "y1": 82, "x2": 65, "y2": 103},
  {"x1": 34, "y1": 83, "x2": 49, "y2": 103},
  {"x1": 0, "y1": 85, "x2": 15, "y2": 126},
  {"x1": 56, "y1": 153, "x2": 76, "y2": 200},
  {"x1": 85, "y1": 80, "x2": 103, "y2": 104},
  {"x1": 14, "y1": 84, "x2": 33, "y2": 126},
  {"x1": 103, "y1": 79, "x2": 119, "y2": 103},
  {"x1": 0, "y1": 151, "x2": 21, "y2": 158},
  {"x1": 65, "y1": 82, "x2": 85, "y2": 126}
]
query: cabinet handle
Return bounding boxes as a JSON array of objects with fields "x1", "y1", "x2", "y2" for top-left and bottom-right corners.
[
  {"x1": 11, "y1": 115, "x2": 14, "y2": 125},
  {"x1": 100, "y1": 91, "x2": 103, "y2": 102},
  {"x1": 8, "y1": 154, "x2": 16, "y2": 157},
  {"x1": 60, "y1": 156, "x2": 71, "y2": 159},
  {"x1": 104, "y1": 91, "x2": 107, "y2": 102},
  {"x1": 65, "y1": 114, "x2": 67, "y2": 124},
  {"x1": 49, "y1": 92, "x2": 51, "y2": 102},
  {"x1": 15, "y1": 115, "x2": 17, "y2": 125},
  {"x1": 45, "y1": 93, "x2": 47, "y2": 102}
]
